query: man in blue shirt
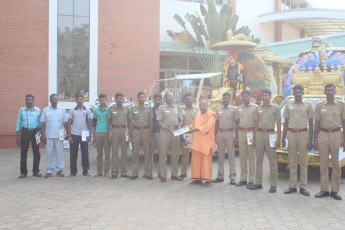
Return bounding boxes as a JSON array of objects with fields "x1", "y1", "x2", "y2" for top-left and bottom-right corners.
[
  {"x1": 41, "y1": 94, "x2": 68, "y2": 178},
  {"x1": 92, "y1": 94, "x2": 110, "y2": 177},
  {"x1": 16, "y1": 94, "x2": 42, "y2": 179}
]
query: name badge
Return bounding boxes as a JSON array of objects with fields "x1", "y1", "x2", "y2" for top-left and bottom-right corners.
[
  {"x1": 238, "y1": 109, "x2": 242, "y2": 112},
  {"x1": 289, "y1": 106, "x2": 293, "y2": 110},
  {"x1": 134, "y1": 111, "x2": 139, "y2": 114},
  {"x1": 321, "y1": 109, "x2": 326, "y2": 112},
  {"x1": 165, "y1": 111, "x2": 170, "y2": 113},
  {"x1": 46, "y1": 112, "x2": 52, "y2": 115},
  {"x1": 113, "y1": 112, "x2": 117, "y2": 114},
  {"x1": 258, "y1": 110, "x2": 262, "y2": 113}
]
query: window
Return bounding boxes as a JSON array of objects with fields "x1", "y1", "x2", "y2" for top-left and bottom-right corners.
[
  {"x1": 57, "y1": 0, "x2": 90, "y2": 102},
  {"x1": 49, "y1": 0, "x2": 98, "y2": 108}
]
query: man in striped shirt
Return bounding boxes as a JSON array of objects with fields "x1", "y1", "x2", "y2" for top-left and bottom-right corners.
[{"x1": 16, "y1": 94, "x2": 42, "y2": 179}]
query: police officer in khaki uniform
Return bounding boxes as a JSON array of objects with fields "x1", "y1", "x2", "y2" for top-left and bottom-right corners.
[
  {"x1": 250, "y1": 88, "x2": 281, "y2": 193},
  {"x1": 313, "y1": 83, "x2": 345, "y2": 200},
  {"x1": 107, "y1": 93, "x2": 130, "y2": 179},
  {"x1": 150, "y1": 93, "x2": 162, "y2": 178},
  {"x1": 282, "y1": 84, "x2": 313, "y2": 196},
  {"x1": 212, "y1": 92, "x2": 237, "y2": 185},
  {"x1": 180, "y1": 93, "x2": 199, "y2": 178},
  {"x1": 157, "y1": 92, "x2": 183, "y2": 183},
  {"x1": 128, "y1": 92, "x2": 153, "y2": 180},
  {"x1": 234, "y1": 90, "x2": 257, "y2": 188}
]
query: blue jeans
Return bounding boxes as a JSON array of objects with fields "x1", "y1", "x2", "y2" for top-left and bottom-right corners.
[
  {"x1": 45, "y1": 138, "x2": 64, "y2": 173},
  {"x1": 70, "y1": 134, "x2": 89, "y2": 175}
]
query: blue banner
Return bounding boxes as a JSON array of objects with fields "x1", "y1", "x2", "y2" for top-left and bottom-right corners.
[{"x1": 284, "y1": 50, "x2": 345, "y2": 96}]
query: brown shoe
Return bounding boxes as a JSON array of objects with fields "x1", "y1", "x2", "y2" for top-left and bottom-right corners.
[
  {"x1": 160, "y1": 177, "x2": 166, "y2": 183},
  {"x1": 171, "y1": 176, "x2": 183, "y2": 181}
]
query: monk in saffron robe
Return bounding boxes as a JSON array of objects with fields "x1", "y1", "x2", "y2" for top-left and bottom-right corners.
[{"x1": 189, "y1": 100, "x2": 217, "y2": 187}]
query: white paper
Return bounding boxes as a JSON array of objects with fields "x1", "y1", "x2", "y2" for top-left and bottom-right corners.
[
  {"x1": 339, "y1": 147, "x2": 345, "y2": 162},
  {"x1": 247, "y1": 132, "x2": 253, "y2": 145},
  {"x1": 284, "y1": 139, "x2": 288, "y2": 148},
  {"x1": 82, "y1": 130, "x2": 89, "y2": 141},
  {"x1": 269, "y1": 134, "x2": 277, "y2": 148},
  {"x1": 35, "y1": 132, "x2": 41, "y2": 145}
]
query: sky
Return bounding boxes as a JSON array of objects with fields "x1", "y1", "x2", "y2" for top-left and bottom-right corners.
[{"x1": 314, "y1": 0, "x2": 345, "y2": 9}]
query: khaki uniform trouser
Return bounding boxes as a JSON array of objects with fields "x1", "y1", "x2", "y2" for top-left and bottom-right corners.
[
  {"x1": 287, "y1": 131, "x2": 309, "y2": 189},
  {"x1": 159, "y1": 129, "x2": 180, "y2": 178},
  {"x1": 216, "y1": 131, "x2": 236, "y2": 180},
  {"x1": 132, "y1": 129, "x2": 151, "y2": 177},
  {"x1": 95, "y1": 132, "x2": 110, "y2": 176},
  {"x1": 111, "y1": 128, "x2": 128, "y2": 176},
  {"x1": 255, "y1": 132, "x2": 278, "y2": 186},
  {"x1": 181, "y1": 147, "x2": 190, "y2": 175},
  {"x1": 239, "y1": 130, "x2": 255, "y2": 183},
  {"x1": 150, "y1": 132, "x2": 161, "y2": 176},
  {"x1": 318, "y1": 130, "x2": 342, "y2": 192}
]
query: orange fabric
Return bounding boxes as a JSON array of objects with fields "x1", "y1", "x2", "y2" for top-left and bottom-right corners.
[
  {"x1": 191, "y1": 150, "x2": 213, "y2": 182},
  {"x1": 189, "y1": 111, "x2": 217, "y2": 155}
]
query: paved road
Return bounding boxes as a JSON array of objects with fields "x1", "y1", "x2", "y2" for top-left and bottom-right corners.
[{"x1": 1, "y1": 147, "x2": 345, "y2": 230}]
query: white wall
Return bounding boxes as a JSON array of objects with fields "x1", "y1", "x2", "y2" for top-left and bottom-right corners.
[
  {"x1": 236, "y1": 0, "x2": 276, "y2": 43},
  {"x1": 282, "y1": 23, "x2": 301, "y2": 41}
]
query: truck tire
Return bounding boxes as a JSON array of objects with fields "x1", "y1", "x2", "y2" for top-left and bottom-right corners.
[{"x1": 278, "y1": 163, "x2": 287, "y2": 172}]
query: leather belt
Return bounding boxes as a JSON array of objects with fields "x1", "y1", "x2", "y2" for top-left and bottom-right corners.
[
  {"x1": 219, "y1": 128, "x2": 233, "y2": 132},
  {"x1": 239, "y1": 127, "x2": 254, "y2": 132},
  {"x1": 288, "y1": 128, "x2": 308, "y2": 133},
  {"x1": 320, "y1": 127, "x2": 341, "y2": 133},
  {"x1": 112, "y1": 125, "x2": 126, "y2": 129},
  {"x1": 258, "y1": 128, "x2": 274, "y2": 133},
  {"x1": 21, "y1": 127, "x2": 39, "y2": 132},
  {"x1": 229, "y1": 79, "x2": 240, "y2": 83},
  {"x1": 133, "y1": 126, "x2": 149, "y2": 130}
]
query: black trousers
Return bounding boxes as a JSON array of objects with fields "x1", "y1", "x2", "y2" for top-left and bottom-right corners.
[
  {"x1": 20, "y1": 128, "x2": 41, "y2": 175},
  {"x1": 70, "y1": 134, "x2": 89, "y2": 175}
]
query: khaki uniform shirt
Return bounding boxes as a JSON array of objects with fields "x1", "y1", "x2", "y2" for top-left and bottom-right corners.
[
  {"x1": 156, "y1": 104, "x2": 182, "y2": 127},
  {"x1": 254, "y1": 104, "x2": 281, "y2": 129},
  {"x1": 107, "y1": 105, "x2": 129, "y2": 126},
  {"x1": 235, "y1": 103, "x2": 257, "y2": 128},
  {"x1": 283, "y1": 101, "x2": 313, "y2": 129},
  {"x1": 314, "y1": 100, "x2": 345, "y2": 129},
  {"x1": 181, "y1": 106, "x2": 199, "y2": 126},
  {"x1": 129, "y1": 105, "x2": 153, "y2": 127},
  {"x1": 216, "y1": 105, "x2": 236, "y2": 129}
]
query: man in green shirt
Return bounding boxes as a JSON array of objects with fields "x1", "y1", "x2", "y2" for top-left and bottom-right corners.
[{"x1": 93, "y1": 94, "x2": 110, "y2": 177}]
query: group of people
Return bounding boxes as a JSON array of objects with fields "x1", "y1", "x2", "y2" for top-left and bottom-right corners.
[{"x1": 16, "y1": 82, "x2": 344, "y2": 201}]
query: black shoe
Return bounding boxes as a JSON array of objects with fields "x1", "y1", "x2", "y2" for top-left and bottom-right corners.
[
  {"x1": 235, "y1": 181, "x2": 247, "y2": 187},
  {"x1": 202, "y1": 182, "x2": 211, "y2": 187},
  {"x1": 315, "y1": 191, "x2": 329, "y2": 198},
  {"x1": 330, "y1": 192, "x2": 342, "y2": 200},
  {"x1": 179, "y1": 174, "x2": 187, "y2": 179},
  {"x1": 130, "y1": 176, "x2": 138, "y2": 180},
  {"x1": 121, "y1": 174, "x2": 129, "y2": 178},
  {"x1": 299, "y1": 188, "x2": 310, "y2": 197},
  {"x1": 249, "y1": 184, "x2": 263, "y2": 190},
  {"x1": 246, "y1": 182, "x2": 254, "y2": 188},
  {"x1": 18, "y1": 174, "x2": 27, "y2": 179},
  {"x1": 229, "y1": 179, "x2": 237, "y2": 185},
  {"x1": 111, "y1": 175, "x2": 117, "y2": 179},
  {"x1": 284, "y1": 188, "x2": 297, "y2": 194},
  {"x1": 190, "y1": 180, "x2": 202, "y2": 185},
  {"x1": 44, "y1": 173, "x2": 52, "y2": 178},
  {"x1": 211, "y1": 178, "x2": 224, "y2": 183},
  {"x1": 269, "y1": 186, "x2": 276, "y2": 193},
  {"x1": 143, "y1": 175, "x2": 153, "y2": 180},
  {"x1": 33, "y1": 173, "x2": 42, "y2": 177},
  {"x1": 56, "y1": 170, "x2": 64, "y2": 177}
]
